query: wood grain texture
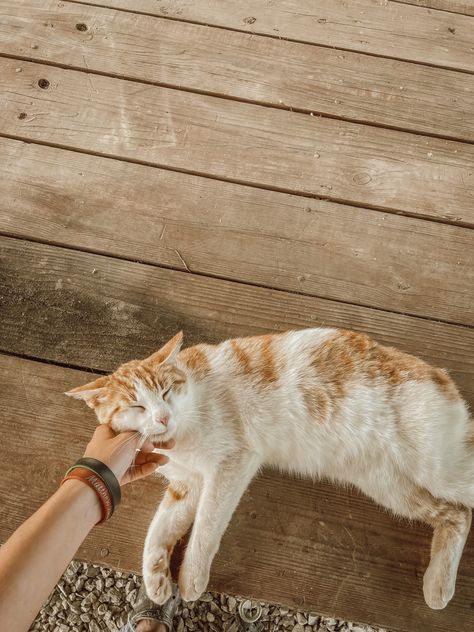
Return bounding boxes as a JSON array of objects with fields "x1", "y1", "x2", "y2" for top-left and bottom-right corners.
[
  {"x1": 394, "y1": 0, "x2": 474, "y2": 16},
  {"x1": 1, "y1": 139, "x2": 473, "y2": 326},
  {"x1": 75, "y1": 0, "x2": 474, "y2": 72},
  {"x1": 1, "y1": 2, "x2": 473, "y2": 630},
  {"x1": 1, "y1": 354, "x2": 474, "y2": 632},
  {"x1": 1, "y1": 236, "x2": 473, "y2": 406},
  {"x1": 1, "y1": 1, "x2": 474, "y2": 142},
  {"x1": 1, "y1": 60, "x2": 474, "y2": 226}
]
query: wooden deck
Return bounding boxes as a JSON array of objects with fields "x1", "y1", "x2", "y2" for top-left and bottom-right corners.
[{"x1": 0, "y1": 1, "x2": 473, "y2": 630}]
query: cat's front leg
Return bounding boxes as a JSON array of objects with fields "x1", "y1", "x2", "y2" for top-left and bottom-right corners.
[
  {"x1": 179, "y1": 455, "x2": 260, "y2": 601},
  {"x1": 143, "y1": 478, "x2": 200, "y2": 604}
]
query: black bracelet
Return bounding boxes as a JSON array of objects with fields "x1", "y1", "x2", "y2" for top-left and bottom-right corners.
[{"x1": 66, "y1": 458, "x2": 121, "y2": 510}]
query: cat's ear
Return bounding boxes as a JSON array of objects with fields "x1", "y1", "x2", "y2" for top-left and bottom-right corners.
[
  {"x1": 147, "y1": 331, "x2": 183, "y2": 366},
  {"x1": 65, "y1": 376, "x2": 110, "y2": 408}
]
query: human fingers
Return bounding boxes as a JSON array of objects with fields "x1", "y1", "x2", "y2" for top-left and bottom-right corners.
[
  {"x1": 85, "y1": 424, "x2": 116, "y2": 451},
  {"x1": 138, "y1": 437, "x2": 175, "y2": 453},
  {"x1": 152, "y1": 438, "x2": 176, "y2": 450},
  {"x1": 94, "y1": 424, "x2": 117, "y2": 439},
  {"x1": 123, "y1": 453, "x2": 169, "y2": 484},
  {"x1": 138, "y1": 439, "x2": 156, "y2": 453},
  {"x1": 89, "y1": 431, "x2": 140, "y2": 482},
  {"x1": 134, "y1": 451, "x2": 168, "y2": 466},
  {"x1": 125, "y1": 462, "x2": 159, "y2": 483}
]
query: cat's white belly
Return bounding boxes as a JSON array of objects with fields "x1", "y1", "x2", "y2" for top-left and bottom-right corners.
[{"x1": 257, "y1": 383, "x2": 398, "y2": 478}]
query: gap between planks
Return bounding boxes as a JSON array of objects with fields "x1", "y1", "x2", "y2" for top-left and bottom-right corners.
[
  {"x1": 1, "y1": 138, "x2": 472, "y2": 327},
  {"x1": 1, "y1": 1, "x2": 473, "y2": 147},
  {"x1": 2, "y1": 231, "x2": 472, "y2": 333},
  {"x1": 65, "y1": 0, "x2": 474, "y2": 74},
  {"x1": 0, "y1": 49, "x2": 471, "y2": 146},
  {"x1": 2, "y1": 58, "x2": 472, "y2": 227},
  {"x1": 391, "y1": 0, "x2": 474, "y2": 17},
  {"x1": 3, "y1": 354, "x2": 473, "y2": 632},
  {"x1": 0, "y1": 347, "x2": 105, "y2": 376},
  {"x1": 1, "y1": 236, "x2": 473, "y2": 406},
  {"x1": 2, "y1": 130, "x2": 473, "y2": 232}
]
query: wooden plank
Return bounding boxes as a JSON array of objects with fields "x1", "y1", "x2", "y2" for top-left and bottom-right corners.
[
  {"x1": 1, "y1": 236, "x2": 473, "y2": 404},
  {"x1": 1, "y1": 60, "x2": 473, "y2": 226},
  {"x1": 75, "y1": 0, "x2": 474, "y2": 72},
  {"x1": 395, "y1": 0, "x2": 474, "y2": 17},
  {"x1": 2, "y1": 353, "x2": 474, "y2": 632},
  {"x1": 1, "y1": 1, "x2": 473, "y2": 142},
  {"x1": 1, "y1": 139, "x2": 473, "y2": 326}
]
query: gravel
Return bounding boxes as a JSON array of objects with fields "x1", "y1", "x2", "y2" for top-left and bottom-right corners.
[{"x1": 30, "y1": 561, "x2": 390, "y2": 632}]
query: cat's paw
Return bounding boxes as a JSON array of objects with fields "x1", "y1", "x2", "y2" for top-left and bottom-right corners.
[
  {"x1": 178, "y1": 553, "x2": 210, "y2": 602},
  {"x1": 423, "y1": 559, "x2": 455, "y2": 610},
  {"x1": 143, "y1": 546, "x2": 172, "y2": 605}
]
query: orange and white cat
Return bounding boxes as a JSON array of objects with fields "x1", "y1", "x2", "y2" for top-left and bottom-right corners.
[{"x1": 66, "y1": 328, "x2": 473, "y2": 610}]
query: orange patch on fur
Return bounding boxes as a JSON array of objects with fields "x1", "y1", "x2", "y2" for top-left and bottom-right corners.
[
  {"x1": 430, "y1": 506, "x2": 471, "y2": 555},
  {"x1": 110, "y1": 374, "x2": 136, "y2": 398},
  {"x1": 179, "y1": 345, "x2": 210, "y2": 380},
  {"x1": 431, "y1": 368, "x2": 460, "y2": 401},
  {"x1": 311, "y1": 335, "x2": 356, "y2": 400},
  {"x1": 231, "y1": 340, "x2": 252, "y2": 375},
  {"x1": 310, "y1": 330, "x2": 460, "y2": 405},
  {"x1": 115, "y1": 362, "x2": 158, "y2": 393},
  {"x1": 259, "y1": 335, "x2": 278, "y2": 384},
  {"x1": 157, "y1": 364, "x2": 187, "y2": 394},
  {"x1": 301, "y1": 384, "x2": 330, "y2": 422},
  {"x1": 167, "y1": 483, "x2": 188, "y2": 503},
  {"x1": 168, "y1": 368, "x2": 187, "y2": 393},
  {"x1": 407, "y1": 488, "x2": 471, "y2": 552},
  {"x1": 104, "y1": 404, "x2": 122, "y2": 424},
  {"x1": 233, "y1": 334, "x2": 280, "y2": 385}
]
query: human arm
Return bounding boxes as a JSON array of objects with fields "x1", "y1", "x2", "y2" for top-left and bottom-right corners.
[{"x1": 0, "y1": 425, "x2": 171, "y2": 632}]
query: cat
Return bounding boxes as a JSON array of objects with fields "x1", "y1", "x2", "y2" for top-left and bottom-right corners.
[{"x1": 66, "y1": 328, "x2": 473, "y2": 610}]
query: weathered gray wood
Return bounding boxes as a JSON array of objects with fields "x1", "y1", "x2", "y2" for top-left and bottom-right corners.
[
  {"x1": 1, "y1": 353, "x2": 474, "y2": 632},
  {"x1": 1, "y1": 138, "x2": 473, "y2": 326},
  {"x1": 1, "y1": 59, "x2": 473, "y2": 226},
  {"x1": 75, "y1": 0, "x2": 474, "y2": 72},
  {"x1": 0, "y1": 2, "x2": 473, "y2": 631},
  {"x1": 395, "y1": 0, "x2": 474, "y2": 16},
  {"x1": 1, "y1": 0, "x2": 473, "y2": 141},
  {"x1": 1, "y1": 236, "x2": 473, "y2": 406}
]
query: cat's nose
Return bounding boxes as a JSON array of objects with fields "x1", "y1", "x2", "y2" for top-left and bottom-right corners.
[{"x1": 159, "y1": 416, "x2": 169, "y2": 427}]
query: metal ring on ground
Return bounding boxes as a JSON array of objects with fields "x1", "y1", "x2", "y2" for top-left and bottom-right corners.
[{"x1": 238, "y1": 599, "x2": 263, "y2": 623}]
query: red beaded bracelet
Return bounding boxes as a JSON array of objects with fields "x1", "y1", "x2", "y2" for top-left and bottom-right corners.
[{"x1": 60, "y1": 467, "x2": 114, "y2": 524}]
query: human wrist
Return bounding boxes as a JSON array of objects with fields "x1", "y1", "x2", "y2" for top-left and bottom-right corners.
[
  {"x1": 61, "y1": 459, "x2": 121, "y2": 524},
  {"x1": 59, "y1": 479, "x2": 102, "y2": 526}
]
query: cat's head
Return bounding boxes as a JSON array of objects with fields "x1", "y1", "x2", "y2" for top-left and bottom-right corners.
[{"x1": 66, "y1": 332, "x2": 186, "y2": 441}]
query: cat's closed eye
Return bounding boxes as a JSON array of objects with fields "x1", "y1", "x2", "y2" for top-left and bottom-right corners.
[
  {"x1": 131, "y1": 405, "x2": 146, "y2": 412},
  {"x1": 162, "y1": 387, "x2": 171, "y2": 401}
]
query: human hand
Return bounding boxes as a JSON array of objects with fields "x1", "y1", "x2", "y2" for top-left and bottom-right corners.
[{"x1": 83, "y1": 425, "x2": 174, "y2": 486}]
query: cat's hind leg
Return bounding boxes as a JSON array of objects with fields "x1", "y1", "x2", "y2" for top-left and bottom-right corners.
[
  {"x1": 409, "y1": 489, "x2": 471, "y2": 609},
  {"x1": 359, "y1": 472, "x2": 471, "y2": 609},
  {"x1": 143, "y1": 478, "x2": 200, "y2": 604}
]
